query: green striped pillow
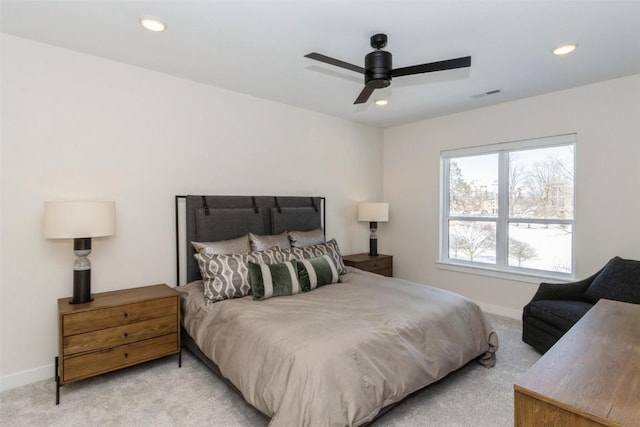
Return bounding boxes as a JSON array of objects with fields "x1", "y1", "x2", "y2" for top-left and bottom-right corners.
[
  {"x1": 248, "y1": 260, "x2": 302, "y2": 301},
  {"x1": 296, "y1": 255, "x2": 340, "y2": 291}
]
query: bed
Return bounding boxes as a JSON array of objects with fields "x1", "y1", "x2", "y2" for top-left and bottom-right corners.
[{"x1": 175, "y1": 195, "x2": 498, "y2": 426}]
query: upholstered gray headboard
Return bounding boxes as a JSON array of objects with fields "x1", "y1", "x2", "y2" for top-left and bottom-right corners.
[{"x1": 175, "y1": 195, "x2": 324, "y2": 284}]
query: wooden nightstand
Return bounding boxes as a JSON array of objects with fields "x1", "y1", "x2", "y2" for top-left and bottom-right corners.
[
  {"x1": 343, "y1": 253, "x2": 393, "y2": 277},
  {"x1": 56, "y1": 284, "x2": 181, "y2": 404}
]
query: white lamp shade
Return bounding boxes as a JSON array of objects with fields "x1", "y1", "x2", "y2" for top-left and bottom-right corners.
[
  {"x1": 44, "y1": 201, "x2": 116, "y2": 239},
  {"x1": 358, "y1": 203, "x2": 389, "y2": 222}
]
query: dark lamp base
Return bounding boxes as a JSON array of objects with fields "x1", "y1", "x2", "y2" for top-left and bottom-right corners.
[
  {"x1": 369, "y1": 238, "x2": 378, "y2": 257},
  {"x1": 71, "y1": 269, "x2": 93, "y2": 304},
  {"x1": 368, "y1": 221, "x2": 379, "y2": 256}
]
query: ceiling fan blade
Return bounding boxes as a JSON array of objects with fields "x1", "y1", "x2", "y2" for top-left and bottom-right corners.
[
  {"x1": 354, "y1": 86, "x2": 375, "y2": 104},
  {"x1": 391, "y1": 56, "x2": 471, "y2": 78},
  {"x1": 305, "y1": 52, "x2": 365, "y2": 74}
]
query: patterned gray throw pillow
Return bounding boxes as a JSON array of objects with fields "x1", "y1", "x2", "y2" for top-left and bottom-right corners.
[
  {"x1": 251, "y1": 246, "x2": 288, "y2": 264},
  {"x1": 281, "y1": 239, "x2": 347, "y2": 275},
  {"x1": 195, "y1": 247, "x2": 286, "y2": 304},
  {"x1": 195, "y1": 252, "x2": 252, "y2": 303}
]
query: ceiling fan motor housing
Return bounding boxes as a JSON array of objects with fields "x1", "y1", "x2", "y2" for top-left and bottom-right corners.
[{"x1": 365, "y1": 50, "x2": 392, "y2": 88}]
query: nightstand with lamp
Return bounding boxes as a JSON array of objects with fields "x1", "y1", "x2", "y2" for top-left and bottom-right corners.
[
  {"x1": 44, "y1": 201, "x2": 181, "y2": 404},
  {"x1": 343, "y1": 202, "x2": 393, "y2": 277}
]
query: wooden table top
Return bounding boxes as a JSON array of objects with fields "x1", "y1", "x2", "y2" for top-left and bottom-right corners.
[{"x1": 514, "y1": 299, "x2": 640, "y2": 426}]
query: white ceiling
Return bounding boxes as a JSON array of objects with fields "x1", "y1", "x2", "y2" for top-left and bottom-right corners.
[{"x1": 2, "y1": 1, "x2": 640, "y2": 128}]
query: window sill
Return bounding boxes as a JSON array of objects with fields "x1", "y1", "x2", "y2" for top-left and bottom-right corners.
[{"x1": 436, "y1": 261, "x2": 574, "y2": 284}]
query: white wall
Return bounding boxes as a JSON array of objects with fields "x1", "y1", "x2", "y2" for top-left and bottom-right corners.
[
  {"x1": 3, "y1": 32, "x2": 639, "y2": 390},
  {"x1": 383, "y1": 73, "x2": 640, "y2": 318},
  {"x1": 0, "y1": 35, "x2": 384, "y2": 389}
]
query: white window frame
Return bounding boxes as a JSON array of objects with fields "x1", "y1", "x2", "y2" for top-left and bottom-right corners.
[{"x1": 439, "y1": 134, "x2": 576, "y2": 280}]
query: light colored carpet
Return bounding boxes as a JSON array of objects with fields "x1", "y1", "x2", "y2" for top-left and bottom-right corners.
[{"x1": 0, "y1": 313, "x2": 540, "y2": 426}]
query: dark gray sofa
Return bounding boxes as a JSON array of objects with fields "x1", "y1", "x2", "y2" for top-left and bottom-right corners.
[{"x1": 522, "y1": 256, "x2": 640, "y2": 354}]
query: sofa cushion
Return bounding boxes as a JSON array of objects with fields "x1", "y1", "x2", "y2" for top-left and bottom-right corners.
[
  {"x1": 583, "y1": 256, "x2": 640, "y2": 304},
  {"x1": 528, "y1": 300, "x2": 593, "y2": 332}
]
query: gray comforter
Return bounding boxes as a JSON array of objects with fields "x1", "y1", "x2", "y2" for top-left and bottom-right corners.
[{"x1": 180, "y1": 268, "x2": 498, "y2": 426}]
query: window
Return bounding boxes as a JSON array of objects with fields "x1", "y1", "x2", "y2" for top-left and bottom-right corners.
[{"x1": 440, "y1": 134, "x2": 575, "y2": 277}]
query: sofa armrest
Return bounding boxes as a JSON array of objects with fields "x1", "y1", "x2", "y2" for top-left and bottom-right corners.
[{"x1": 530, "y1": 269, "x2": 603, "y2": 302}]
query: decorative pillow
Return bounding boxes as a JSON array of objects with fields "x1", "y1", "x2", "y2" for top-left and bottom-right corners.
[
  {"x1": 583, "y1": 256, "x2": 640, "y2": 304},
  {"x1": 194, "y1": 248, "x2": 287, "y2": 304},
  {"x1": 251, "y1": 246, "x2": 288, "y2": 264},
  {"x1": 296, "y1": 255, "x2": 340, "y2": 291},
  {"x1": 288, "y1": 228, "x2": 325, "y2": 248},
  {"x1": 194, "y1": 252, "x2": 252, "y2": 304},
  {"x1": 249, "y1": 231, "x2": 292, "y2": 251},
  {"x1": 281, "y1": 239, "x2": 347, "y2": 275},
  {"x1": 191, "y1": 235, "x2": 250, "y2": 255},
  {"x1": 248, "y1": 260, "x2": 302, "y2": 300}
]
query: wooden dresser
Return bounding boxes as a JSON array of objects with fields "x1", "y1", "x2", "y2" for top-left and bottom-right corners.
[
  {"x1": 514, "y1": 299, "x2": 640, "y2": 426},
  {"x1": 56, "y1": 284, "x2": 180, "y2": 403},
  {"x1": 343, "y1": 253, "x2": 393, "y2": 277}
]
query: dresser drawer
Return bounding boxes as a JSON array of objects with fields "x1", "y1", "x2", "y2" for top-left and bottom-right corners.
[
  {"x1": 63, "y1": 334, "x2": 179, "y2": 382},
  {"x1": 63, "y1": 315, "x2": 178, "y2": 356},
  {"x1": 62, "y1": 297, "x2": 177, "y2": 336}
]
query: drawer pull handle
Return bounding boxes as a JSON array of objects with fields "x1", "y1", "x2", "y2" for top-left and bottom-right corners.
[
  {"x1": 124, "y1": 333, "x2": 128, "y2": 338},
  {"x1": 124, "y1": 353, "x2": 128, "y2": 358},
  {"x1": 124, "y1": 313, "x2": 128, "y2": 318}
]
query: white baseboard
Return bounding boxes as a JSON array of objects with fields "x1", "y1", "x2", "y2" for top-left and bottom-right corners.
[
  {"x1": 0, "y1": 363, "x2": 54, "y2": 392},
  {"x1": 477, "y1": 302, "x2": 521, "y2": 320}
]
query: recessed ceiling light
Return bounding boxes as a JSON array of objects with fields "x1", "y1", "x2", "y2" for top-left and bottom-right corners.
[
  {"x1": 139, "y1": 16, "x2": 167, "y2": 32},
  {"x1": 374, "y1": 99, "x2": 388, "y2": 106},
  {"x1": 552, "y1": 43, "x2": 578, "y2": 56}
]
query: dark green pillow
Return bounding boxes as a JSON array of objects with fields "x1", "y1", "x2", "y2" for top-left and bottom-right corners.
[
  {"x1": 248, "y1": 260, "x2": 302, "y2": 301},
  {"x1": 296, "y1": 255, "x2": 340, "y2": 292}
]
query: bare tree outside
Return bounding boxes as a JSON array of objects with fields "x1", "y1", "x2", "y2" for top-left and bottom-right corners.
[
  {"x1": 509, "y1": 155, "x2": 525, "y2": 217},
  {"x1": 509, "y1": 238, "x2": 537, "y2": 266},
  {"x1": 450, "y1": 221, "x2": 495, "y2": 262},
  {"x1": 511, "y1": 146, "x2": 574, "y2": 220}
]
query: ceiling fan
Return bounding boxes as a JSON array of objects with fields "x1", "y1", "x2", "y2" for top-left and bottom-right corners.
[{"x1": 305, "y1": 33, "x2": 471, "y2": 104}]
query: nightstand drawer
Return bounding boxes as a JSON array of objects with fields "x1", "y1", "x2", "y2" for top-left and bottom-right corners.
[
  {"x1": 63, "y1": 297, "x2": 177, "y2": 336},
  {"x1": 343, "y1": 253, "x2": 393, "y2": 277},
  {"x1": 355, "y1": 257, "x2": 392, "y2": 272},
  {"x1": 63, "y1": 333, "x2": 178, "y2": 382},
  {"x1": 63, "y1": 315, "x2": 178, "y2": 356}
]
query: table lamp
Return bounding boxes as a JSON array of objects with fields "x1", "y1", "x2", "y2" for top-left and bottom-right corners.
[
  {"x1": 44, "y1": 201, "x2": 116, "y2": 304},
  {"x1": 358, "y1": 202, "x2": 389, "y2": 256}
]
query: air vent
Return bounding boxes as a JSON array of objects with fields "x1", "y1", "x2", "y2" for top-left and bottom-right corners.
[{"x1": 471, "y1": 89, "x2": 501, "y2": 98}]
